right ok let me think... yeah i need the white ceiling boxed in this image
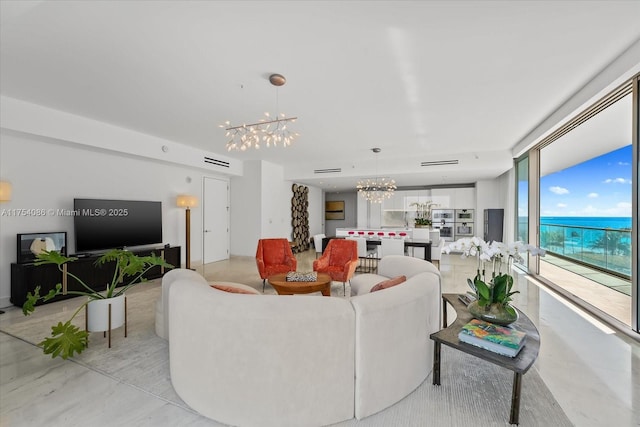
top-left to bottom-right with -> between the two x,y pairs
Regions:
1,1 -> 639,191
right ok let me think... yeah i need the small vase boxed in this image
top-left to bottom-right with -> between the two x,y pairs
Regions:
468,300 -> 518,326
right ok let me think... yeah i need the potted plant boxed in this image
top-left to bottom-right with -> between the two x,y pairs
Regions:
443,237 -> 545,325
410,201 -> 437,228
414,217 -> 432,228
22,249 -> 172,359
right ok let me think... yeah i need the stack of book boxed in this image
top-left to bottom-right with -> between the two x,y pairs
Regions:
458,318 -> 527,357
457,292 -> 477,306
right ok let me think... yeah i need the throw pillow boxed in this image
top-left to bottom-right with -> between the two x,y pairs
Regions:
210,284 -> 260,295
370,275 -> 407,292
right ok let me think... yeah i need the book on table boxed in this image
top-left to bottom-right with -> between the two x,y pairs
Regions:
458,318 -> 527,357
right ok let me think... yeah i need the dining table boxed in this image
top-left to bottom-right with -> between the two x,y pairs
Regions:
321,236 -> 432,261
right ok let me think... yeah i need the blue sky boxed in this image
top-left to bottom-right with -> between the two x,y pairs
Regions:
538,145 -> 632,217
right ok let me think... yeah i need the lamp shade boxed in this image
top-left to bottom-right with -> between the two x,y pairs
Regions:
176,194 -> 198,209
0,181 -> 12,202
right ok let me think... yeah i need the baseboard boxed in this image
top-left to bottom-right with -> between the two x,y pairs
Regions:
0,295 -> 12,309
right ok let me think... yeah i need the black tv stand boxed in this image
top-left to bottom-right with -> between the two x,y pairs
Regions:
10,246 -> 181,307
73,253 -> 92,258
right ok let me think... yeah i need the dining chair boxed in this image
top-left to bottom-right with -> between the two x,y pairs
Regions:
379,238 -> 405,259
429,230 -> 444,268
411,228 -> 430,258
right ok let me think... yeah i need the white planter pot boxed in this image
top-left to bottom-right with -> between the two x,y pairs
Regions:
87,294 -> 126,332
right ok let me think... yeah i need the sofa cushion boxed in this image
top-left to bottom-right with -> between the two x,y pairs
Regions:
210,283 -> 260,295
350,273 -> 389,296
370,275 -> 406,292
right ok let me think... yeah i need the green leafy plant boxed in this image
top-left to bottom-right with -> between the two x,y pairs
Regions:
444,237 -> 545,317
414,217 -> 432,226
22,249 -> 172,359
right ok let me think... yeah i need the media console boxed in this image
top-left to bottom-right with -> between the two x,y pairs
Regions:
10,246 -> 181,307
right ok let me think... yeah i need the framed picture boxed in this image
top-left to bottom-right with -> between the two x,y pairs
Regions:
325,201 -> 345,220
16,231 -> 67,264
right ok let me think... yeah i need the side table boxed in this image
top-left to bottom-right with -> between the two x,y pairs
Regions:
430,293 -> 540,425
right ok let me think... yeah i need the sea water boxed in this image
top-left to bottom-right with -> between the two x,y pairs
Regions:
540,216 -> 632,230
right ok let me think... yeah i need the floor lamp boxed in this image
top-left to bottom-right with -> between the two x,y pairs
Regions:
176,195 -> 198,270
0,180 -> 12,314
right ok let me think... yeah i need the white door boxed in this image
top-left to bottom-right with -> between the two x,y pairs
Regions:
203,177 -> 229,263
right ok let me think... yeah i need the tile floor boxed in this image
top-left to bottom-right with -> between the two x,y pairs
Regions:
1,250 -> 638,426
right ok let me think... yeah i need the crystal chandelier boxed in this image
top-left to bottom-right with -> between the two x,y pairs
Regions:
357,148 -> 397,203
221,74 -> 299,151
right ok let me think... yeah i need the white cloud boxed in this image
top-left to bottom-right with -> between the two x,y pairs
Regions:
618,161 -> 630,166
587,192 -> 598,198
603,178 -> 631,184
549,186 -> 569,195
557,203 -> 567,208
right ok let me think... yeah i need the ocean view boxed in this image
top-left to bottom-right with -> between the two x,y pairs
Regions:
539,216 -> 632,230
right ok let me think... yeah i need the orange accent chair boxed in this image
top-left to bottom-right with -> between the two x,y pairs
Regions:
256,238 -> 298,291
313,238 -> 358,296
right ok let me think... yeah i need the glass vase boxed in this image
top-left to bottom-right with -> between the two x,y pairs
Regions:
468,300 -> 519,326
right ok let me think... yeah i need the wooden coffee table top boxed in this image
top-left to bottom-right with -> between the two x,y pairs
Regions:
267,272 -> 332,296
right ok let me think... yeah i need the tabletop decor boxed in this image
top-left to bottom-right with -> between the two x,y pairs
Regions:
410,200 -> 437,228
443,237 -> 545,325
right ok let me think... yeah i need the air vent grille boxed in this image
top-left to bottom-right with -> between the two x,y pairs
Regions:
420,160 -> 459,167
314,168 -> 342,174
204,156 -> 230,168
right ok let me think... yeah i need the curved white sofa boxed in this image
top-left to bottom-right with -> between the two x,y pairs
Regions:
162,256 -> 441,427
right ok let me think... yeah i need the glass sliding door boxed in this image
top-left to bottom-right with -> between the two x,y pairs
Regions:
537,92 -> 633,328
516,156 -> 529,269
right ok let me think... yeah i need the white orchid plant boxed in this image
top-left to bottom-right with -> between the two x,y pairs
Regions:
443,237 -> 545,314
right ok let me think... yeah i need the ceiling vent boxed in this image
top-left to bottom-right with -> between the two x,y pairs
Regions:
420,160 -> 459,167
204,156 -> 230,168
314,168 -> 342,174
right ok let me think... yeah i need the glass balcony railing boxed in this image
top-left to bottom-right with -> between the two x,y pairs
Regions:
540,224 -> 632,278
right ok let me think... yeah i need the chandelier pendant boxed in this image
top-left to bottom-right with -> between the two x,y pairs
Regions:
357,148 -> 396,203
222,74 -> 299,151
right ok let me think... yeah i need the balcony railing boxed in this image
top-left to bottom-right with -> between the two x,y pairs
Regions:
539,223 -> 632,278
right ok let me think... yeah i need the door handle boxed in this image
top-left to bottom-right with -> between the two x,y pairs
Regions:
204,229 -> 211,232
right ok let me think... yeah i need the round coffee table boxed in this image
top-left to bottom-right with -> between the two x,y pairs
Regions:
268,272 -> 332,296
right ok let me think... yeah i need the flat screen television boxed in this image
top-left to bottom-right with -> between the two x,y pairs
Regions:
73,198 -> 163,253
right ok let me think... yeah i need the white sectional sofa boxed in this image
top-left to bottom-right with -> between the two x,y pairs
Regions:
160,256 -> 441,427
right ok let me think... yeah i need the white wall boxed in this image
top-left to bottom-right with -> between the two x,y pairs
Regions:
307,185 -> 324,237
0,129 -> 232,307
261,160 -> 291,239
229,161 -> 262,257
229,160 -> 324,256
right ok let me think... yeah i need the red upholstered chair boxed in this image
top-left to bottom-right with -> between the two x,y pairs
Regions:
313,239 -> 358,296
256,238 -> 297,291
